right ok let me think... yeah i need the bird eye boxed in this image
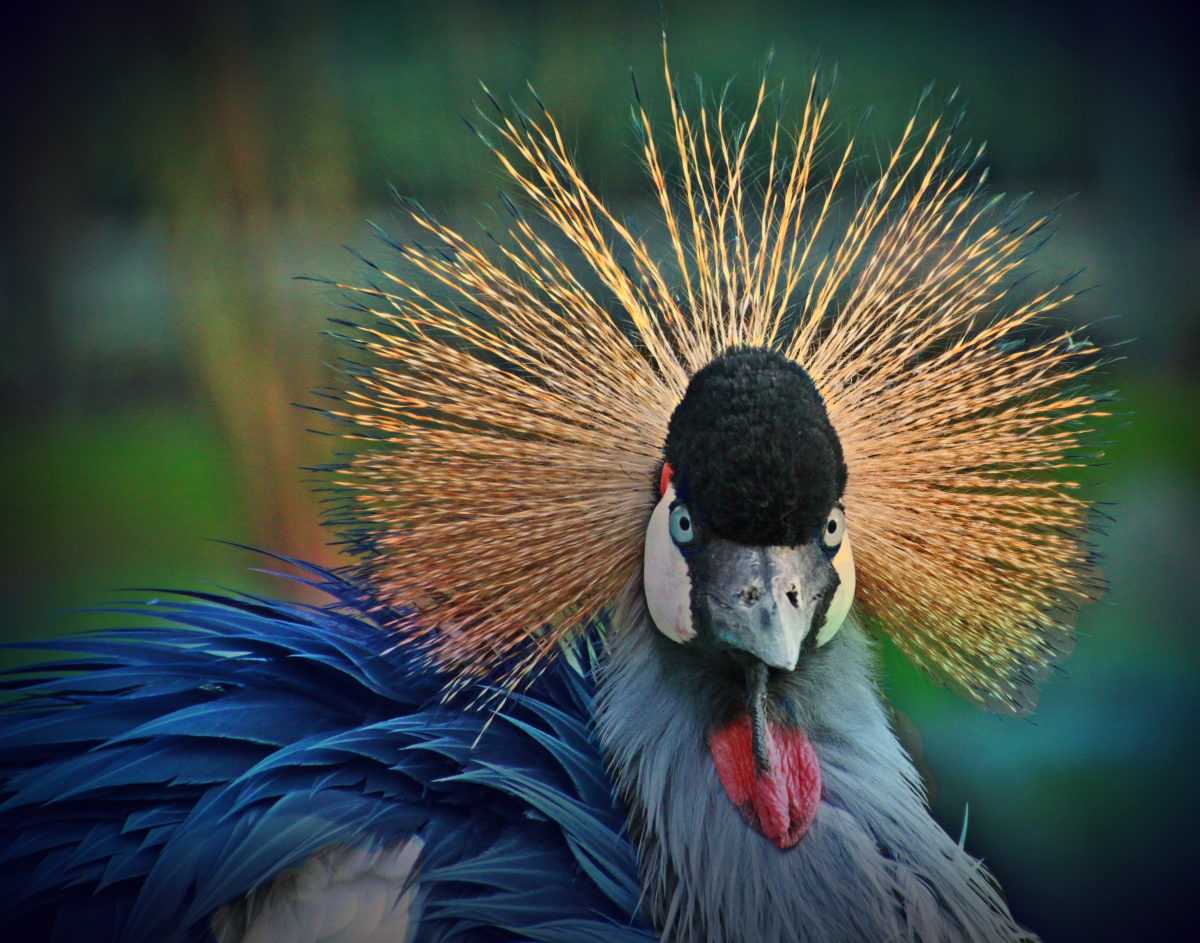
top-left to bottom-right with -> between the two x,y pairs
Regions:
669,504 -> 696,545
823,507 -> 846,550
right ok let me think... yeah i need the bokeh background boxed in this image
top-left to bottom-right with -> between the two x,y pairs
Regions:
1,1 -> 1197,939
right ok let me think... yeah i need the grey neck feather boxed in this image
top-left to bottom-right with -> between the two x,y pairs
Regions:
595,580 -> 1037,943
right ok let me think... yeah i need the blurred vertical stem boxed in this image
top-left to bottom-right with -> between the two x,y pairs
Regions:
146,1 -> 352,588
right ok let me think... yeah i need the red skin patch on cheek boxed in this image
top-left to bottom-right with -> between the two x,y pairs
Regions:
660,462 -> 673,498
709,714 -> 822,849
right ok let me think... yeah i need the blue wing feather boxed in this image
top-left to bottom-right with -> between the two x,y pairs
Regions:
0,566 -> 655,943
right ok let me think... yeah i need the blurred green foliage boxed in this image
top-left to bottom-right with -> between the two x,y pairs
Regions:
0,410 -> 255,633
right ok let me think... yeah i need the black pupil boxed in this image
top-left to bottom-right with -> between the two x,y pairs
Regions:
827,519 -> 836,534
680,517 -> 690,531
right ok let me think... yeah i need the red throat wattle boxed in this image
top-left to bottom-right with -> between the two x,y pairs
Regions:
709,714 -> 822,849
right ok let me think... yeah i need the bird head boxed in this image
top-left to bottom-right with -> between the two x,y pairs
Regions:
643,346 -> 854,846
326,40 -> 1106,730
646,346 -> 852,665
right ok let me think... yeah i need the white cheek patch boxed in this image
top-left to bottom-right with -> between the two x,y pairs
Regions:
816,530 -> 856,646
644,484 -> 696,643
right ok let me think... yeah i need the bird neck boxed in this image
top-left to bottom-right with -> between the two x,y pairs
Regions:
594,577 -> 1029,943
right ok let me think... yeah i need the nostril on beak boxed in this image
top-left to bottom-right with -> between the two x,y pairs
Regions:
786,587 -> 799,608
736,585 -> 762,606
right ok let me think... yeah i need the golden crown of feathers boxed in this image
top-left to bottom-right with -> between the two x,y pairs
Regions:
326,43 -> 1107,715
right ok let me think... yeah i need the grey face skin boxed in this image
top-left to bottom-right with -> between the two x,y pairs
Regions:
690,537 -> 840,673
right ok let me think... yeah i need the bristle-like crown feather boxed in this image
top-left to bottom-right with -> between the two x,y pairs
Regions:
328,41 -> 1107,714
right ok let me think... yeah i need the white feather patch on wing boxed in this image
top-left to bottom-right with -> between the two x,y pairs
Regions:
643,484 -> 695,643
211,838 -> 424,943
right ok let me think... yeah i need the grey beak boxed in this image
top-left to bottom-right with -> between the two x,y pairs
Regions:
693,539 -> 839,671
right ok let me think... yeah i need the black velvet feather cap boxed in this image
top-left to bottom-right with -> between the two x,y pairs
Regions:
664,347 -> 847,546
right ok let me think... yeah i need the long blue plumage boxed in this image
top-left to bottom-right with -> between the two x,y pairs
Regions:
0,562 -> 653,943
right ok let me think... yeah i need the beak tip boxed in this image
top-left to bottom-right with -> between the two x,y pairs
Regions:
698,540 -> 834,673
715,626 -> 801,671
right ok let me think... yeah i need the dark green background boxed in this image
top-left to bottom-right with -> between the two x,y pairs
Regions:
2,2 -> 1197,940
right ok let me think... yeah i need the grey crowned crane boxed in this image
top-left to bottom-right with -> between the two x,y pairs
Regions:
0,44 -> 1106,943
